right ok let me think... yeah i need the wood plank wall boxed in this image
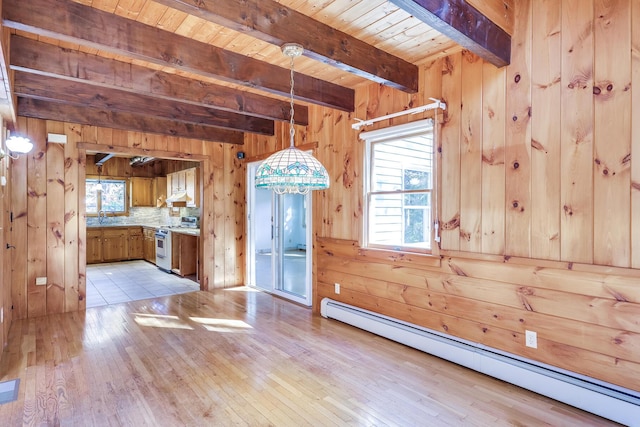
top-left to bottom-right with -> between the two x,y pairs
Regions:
250,0 -> 640,393
3,119 -> 244,321
0,117 -> 10,351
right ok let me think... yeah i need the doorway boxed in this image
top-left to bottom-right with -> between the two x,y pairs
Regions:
247,162 -> 312,306
82,151 -> 206,308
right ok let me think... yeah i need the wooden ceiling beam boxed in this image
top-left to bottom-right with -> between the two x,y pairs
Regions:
0,26 -> 16,124
10,36 -> 308,126
388,0 -> 511,67
94,153 -> 115,166
153,0 -> 419,93
14,72 -> 275,136
17,98 -> 245,144
3,0 -> 354,112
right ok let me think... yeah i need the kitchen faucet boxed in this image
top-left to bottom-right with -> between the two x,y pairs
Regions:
98,210 -> 106,224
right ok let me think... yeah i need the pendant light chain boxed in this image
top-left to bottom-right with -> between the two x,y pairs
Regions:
289,52 -> 296,147
254,43 -> 330,194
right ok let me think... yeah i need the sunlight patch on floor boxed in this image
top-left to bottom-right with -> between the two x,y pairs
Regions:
133,313 -> 194,330
190,317 -> 253,333
223,286 -> 262,293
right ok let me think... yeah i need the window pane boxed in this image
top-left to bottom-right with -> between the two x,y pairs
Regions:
369,193 -> 402,245
86,181 -> 99,213
101,180 -> 126,212
404,169 -> 431,190
405,193 -> 427,206
404,194 -> 431,246
372,135 -> 433,192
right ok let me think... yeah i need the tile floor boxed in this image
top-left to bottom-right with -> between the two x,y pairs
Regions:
86,260 -> 200,308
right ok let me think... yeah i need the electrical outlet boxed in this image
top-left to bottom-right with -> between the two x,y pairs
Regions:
36,277 -> 47,286
525,330 -> 537,348
334,283 -> 340,294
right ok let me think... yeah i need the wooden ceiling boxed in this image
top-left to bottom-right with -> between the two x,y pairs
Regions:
0,0 -> 513,143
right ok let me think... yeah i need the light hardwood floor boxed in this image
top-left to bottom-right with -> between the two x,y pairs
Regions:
0,288 -> 620,426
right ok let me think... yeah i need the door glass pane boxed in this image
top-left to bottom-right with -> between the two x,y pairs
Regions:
254,188 -> 273,291
278,193 -> 308,298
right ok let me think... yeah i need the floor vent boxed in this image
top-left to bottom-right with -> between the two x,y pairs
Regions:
321,298 -> 640,426
0,379 -> 19,405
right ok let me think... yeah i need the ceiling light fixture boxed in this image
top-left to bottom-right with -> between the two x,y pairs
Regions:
6,135 -> 34,157
255,43 -> 330,194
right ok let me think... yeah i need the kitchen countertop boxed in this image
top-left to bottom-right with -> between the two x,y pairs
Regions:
168,228 -> 200,237
87,224 -> 200,236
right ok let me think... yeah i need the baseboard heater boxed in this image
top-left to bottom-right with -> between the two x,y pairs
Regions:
321,298 -> 640,426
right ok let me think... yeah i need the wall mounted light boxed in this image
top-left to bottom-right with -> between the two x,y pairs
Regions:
6,135 -> 34,157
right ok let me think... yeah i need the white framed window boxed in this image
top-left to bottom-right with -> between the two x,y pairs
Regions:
362,119 -> 434,252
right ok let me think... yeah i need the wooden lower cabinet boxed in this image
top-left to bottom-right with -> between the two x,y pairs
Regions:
129,227 -> 144,260
87,226 -> 146,264
102,228 -> 129,262
86,229 -> 103,264
143,227 -> 156,263
171,232 -> 198,277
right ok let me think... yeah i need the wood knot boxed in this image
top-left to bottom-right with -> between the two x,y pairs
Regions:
513,161 -> 519,169
512,201 -> 519,208
593,86 -> 601,95
607,84 -> 613,91
514,73 -> 521,83
512,115 -> 518,122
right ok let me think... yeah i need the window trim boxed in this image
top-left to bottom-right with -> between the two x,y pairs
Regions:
86,175 -> 130,217
361,119 -> 435,253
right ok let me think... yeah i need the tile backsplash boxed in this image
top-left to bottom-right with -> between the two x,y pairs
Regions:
86,207 -> 200,227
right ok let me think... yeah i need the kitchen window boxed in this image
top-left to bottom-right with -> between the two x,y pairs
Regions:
362,119 -> 434,252
86,178 -> 128,215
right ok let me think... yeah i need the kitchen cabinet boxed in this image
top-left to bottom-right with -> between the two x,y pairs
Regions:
86,229 -> 103,264
167,171 -> 186,196
143,227 -> 156,263
154,177 -> 167,207
102,228 -> 129,262
171,232 -> 198,278
87,227 -> 147,263
166,167 -> 199,208
130,177 -> 154,207
129,227 -> 144,259
131,177 -> 168,207
185,167 -> 199,207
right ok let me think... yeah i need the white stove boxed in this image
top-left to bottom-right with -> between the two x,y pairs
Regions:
154,228 -> 172,272
155,216 -> 199,272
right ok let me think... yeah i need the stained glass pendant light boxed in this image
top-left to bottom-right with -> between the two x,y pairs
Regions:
255,43 -> 330,194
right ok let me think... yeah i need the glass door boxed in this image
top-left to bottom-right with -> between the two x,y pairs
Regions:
247,162 -> 312,306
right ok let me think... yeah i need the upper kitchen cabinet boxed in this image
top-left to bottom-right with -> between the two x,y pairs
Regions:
131,176 -> 168,207
130,177 -> 154,207
167,167 -> 200,208
185,168 -> 199,208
